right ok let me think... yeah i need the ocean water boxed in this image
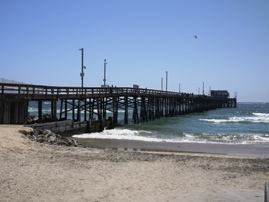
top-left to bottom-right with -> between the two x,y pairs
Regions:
74,103 -> 269,144
29,102 -> 269,144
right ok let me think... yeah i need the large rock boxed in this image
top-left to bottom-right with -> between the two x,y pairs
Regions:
19,129 -> 80,147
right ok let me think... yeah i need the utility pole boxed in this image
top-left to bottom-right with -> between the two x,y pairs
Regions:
165,71 -> 168,92
79,48 -> 86,88
165,71 -> 168,117
202,82 -> 204,96
179,83 -> 181,93
103,59 -> 107,86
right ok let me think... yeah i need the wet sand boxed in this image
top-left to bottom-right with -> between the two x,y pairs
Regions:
1,125 -> 269,202
73,138 -> 269,158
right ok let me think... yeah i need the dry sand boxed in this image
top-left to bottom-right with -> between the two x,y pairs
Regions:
0,125 -> 268,202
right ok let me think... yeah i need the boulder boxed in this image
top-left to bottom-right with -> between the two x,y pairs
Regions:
47,135 -> 57,144
19,129 -> 80,147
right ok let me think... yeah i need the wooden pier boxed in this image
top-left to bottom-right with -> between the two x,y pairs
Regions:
0,83 -> 236,131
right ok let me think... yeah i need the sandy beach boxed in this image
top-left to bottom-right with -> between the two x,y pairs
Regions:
0,125 -> 268,202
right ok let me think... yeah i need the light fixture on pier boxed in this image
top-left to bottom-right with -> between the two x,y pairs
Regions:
165,71 -> 168,92
103,59 -> 107,86
79,48 -> 84,88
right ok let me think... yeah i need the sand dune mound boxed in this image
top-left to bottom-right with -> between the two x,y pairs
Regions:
0,125 -> 35,151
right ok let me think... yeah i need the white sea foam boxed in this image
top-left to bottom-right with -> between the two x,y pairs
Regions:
180,133 -> 207,143
73,129 -> 269,144
72,126 -> 269,144
200,113 -> 269,124
200,117 -> 244,123
73,129 -> 218,144
241,134 -> 269,144
73,128 -> 169,142
253,113 -> 269,117
73,128 -> 205,143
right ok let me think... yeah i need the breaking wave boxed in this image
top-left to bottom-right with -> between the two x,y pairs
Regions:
73,128 -> 269,144
200,112 -> 269,124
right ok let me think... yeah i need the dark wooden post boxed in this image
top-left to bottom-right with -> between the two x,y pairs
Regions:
77,99 -> 81,122
102,97 -> 106,120
51,100 -> 57,121
38,100 -> 42,123
133,97 -> 139,124
140,96 -> 147,122
86,120 -> 91,133
124,96 -> 128,124
113,96 -> 119,125
84,98 -> 87,121
64,99 -> 68,120
59,99 -> 63,120
72,99 -> 75,121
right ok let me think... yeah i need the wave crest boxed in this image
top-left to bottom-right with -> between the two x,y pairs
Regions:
200,114 -> 269,123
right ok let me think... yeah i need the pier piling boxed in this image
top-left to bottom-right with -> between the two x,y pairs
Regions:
0,83 -> 236,133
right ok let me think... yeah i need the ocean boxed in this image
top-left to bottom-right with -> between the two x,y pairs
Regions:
29,102 -> 269,144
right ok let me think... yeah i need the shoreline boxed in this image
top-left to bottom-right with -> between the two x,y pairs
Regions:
72,137 -> 269,158
1,125 -> 269,202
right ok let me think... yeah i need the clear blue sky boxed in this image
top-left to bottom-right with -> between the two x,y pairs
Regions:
1,0 -> 268,102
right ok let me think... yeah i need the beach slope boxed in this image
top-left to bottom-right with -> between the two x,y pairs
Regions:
0,125 -> 268,202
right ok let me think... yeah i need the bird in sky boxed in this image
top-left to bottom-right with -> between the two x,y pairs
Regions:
194,35 -> 197,39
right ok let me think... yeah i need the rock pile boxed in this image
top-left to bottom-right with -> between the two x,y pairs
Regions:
19,129 -> 80,147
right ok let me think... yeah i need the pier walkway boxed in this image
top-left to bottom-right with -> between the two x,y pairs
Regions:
0,83 -> 236,131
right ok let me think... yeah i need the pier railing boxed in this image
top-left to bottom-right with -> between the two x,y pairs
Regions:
0,82 -> 237,125
1,82 -> 219,100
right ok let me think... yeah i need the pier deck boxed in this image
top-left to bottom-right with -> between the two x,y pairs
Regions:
0,83 -> 236,131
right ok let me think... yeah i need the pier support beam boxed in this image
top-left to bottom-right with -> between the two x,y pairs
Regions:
124,96 -> 128,124
0,100 -> 28,124
38,100 -> 42,123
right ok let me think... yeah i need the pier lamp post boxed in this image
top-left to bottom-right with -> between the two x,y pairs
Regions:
202,82 -> 204,96
79,48 -> 86,88
165,71 -> 168,116
165,71 -> 168,92
161,78 -> 163,91
103,59 -> 107,86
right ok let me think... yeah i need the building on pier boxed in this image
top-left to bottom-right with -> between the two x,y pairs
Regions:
210,90 -> 230,98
